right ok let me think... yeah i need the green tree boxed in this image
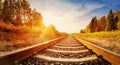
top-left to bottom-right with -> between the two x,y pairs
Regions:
107,9 -> 117,30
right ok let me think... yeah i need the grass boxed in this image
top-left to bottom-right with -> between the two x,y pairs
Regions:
0,31 -> 41,52
75,30 -> 120,54
0,30 -> 61,53
0,22 -> 62,53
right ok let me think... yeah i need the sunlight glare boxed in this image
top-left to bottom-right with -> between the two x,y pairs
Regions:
43,12 -> 61,26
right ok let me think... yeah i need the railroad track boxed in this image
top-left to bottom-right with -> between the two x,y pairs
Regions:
18,36 -> 111,65
0,36 -> 119,65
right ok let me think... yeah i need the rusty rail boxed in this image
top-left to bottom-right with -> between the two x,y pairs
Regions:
75,37 -> 120,65
0,37 -> 64,65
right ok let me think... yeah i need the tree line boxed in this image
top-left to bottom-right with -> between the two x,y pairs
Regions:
80,9 -> 120,33
0,0 -> 44,28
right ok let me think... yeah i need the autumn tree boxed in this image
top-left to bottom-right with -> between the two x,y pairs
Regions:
14,0 -> 23,25
80,29 -> 84,33
0,0 -> 45,29
117,21 -> 120,29
84,24 -> 90,33
42,24 -> 61,39
97,16 -> 107,31
84,10 -> 120,32
32,11 -> 45,28
2,0 -> 31,26
2,0 -> 11,22
0,0 -> 2,18
114,16 -> 119,29
21,0 -> 31,23
89,16 -> 97,32
84,16 -> 97,33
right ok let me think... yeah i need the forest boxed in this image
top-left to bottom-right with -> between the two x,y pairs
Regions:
0,0 -> 64,52
78,9 -> 120,54
80,10 -> 120,33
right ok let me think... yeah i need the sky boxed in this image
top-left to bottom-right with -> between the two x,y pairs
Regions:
29,0 -> 120,33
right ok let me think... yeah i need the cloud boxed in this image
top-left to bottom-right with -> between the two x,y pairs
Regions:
29,0 -> 120,33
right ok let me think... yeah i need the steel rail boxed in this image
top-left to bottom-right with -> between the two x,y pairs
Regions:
75,37 -> 120,65
0,37 -> 64,65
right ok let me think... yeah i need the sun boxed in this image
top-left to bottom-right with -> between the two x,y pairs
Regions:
42,12 -> 61,26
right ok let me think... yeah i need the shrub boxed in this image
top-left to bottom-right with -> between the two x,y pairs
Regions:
117,21 -> 120,30
105,26 -> 111,31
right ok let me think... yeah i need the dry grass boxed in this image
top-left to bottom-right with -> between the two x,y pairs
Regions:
75,30 -> 120,54
0,21 -> 62,53
0,31 -> 41,52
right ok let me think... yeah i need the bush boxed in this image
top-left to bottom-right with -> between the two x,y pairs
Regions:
117,21 -> 120,30
105,26 -> 111,31
80,29 -> 84,33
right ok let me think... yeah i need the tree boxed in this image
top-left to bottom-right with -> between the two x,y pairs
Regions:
117,21 -> 120,29
2,0 -> 11,22
84,24 -> 90,33
107,9 -> 117,30
1,0 -> 44,28
80,29 -> 84,33
14,0 -> 23,25
114,16 -> 118,29
42,24 -> 61,39
2,0 -> 31,26
105,26 -> 111,31
97,16 -> 107,31
0,0 -> 3,18
21,0 -> 31,23
89,16 -> 97,32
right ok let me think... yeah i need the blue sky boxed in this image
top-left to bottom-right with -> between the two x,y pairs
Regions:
29,0 -> 120,33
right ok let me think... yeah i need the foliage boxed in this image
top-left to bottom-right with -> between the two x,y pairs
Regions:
105,26 -> 111,31
41,24 -> 62,40
0,0 -> 44,27
0,0 -> 2,18
84,16 -> 97,33
0,0 -> 62,38
80,29 -> 84,33
84,24 -> 90,33
90,16 -> 97,32
117,21 -> 120,29
97,16 -> 107,31
0,20 -> 31,33
107,9 -> 118,30
84,9 -> 120,33
0,0 -> 63,52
